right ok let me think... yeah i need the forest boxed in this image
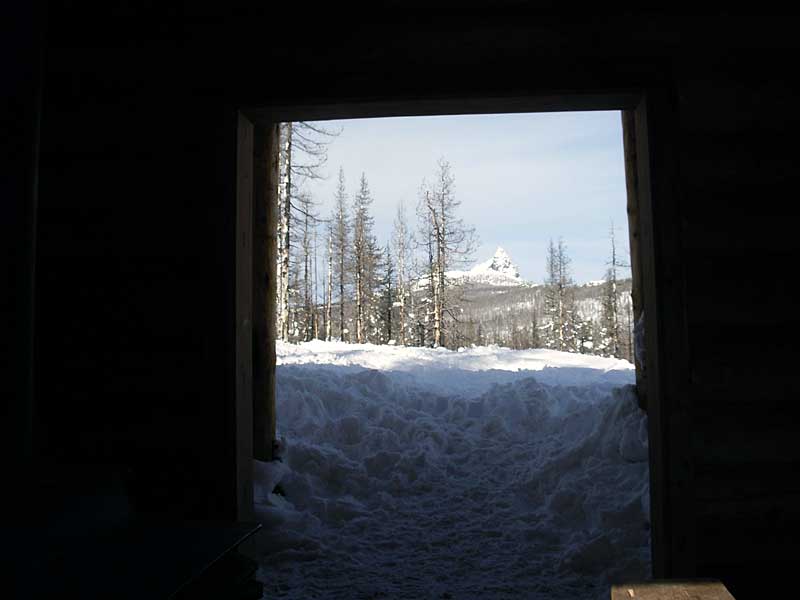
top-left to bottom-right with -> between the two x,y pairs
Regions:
276,121 -> 634,362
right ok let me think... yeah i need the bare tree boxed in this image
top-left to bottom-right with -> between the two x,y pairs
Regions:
381,243 -> 395,343
330,167 -> 350,341
600,222 -> 631,359
276,123 -> 292,341
325,231 -> 333,341
293,190 -> 319,342
276,121 -> 340,342
413,185 -> 436,346
417,158 -> 477,348
352,173 -> 379,344
312,220 -> 320,340
543,237 -> 576,351
391,199 -> 411,345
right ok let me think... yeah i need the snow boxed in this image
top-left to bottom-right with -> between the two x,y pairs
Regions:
251,341 -> 650,599
447,246 -> 526,287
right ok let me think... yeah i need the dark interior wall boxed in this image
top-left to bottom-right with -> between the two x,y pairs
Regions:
18,5 -> 800,597
2,2 -> 44,467
676,52 -> 800,594
35,6 -> 242,518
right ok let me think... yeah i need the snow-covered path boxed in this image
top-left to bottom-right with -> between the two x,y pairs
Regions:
252,342 -> 650,599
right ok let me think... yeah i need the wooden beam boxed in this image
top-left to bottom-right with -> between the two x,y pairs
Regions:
235,112 -> 255,519
611,580 -> 735,600
622,109 -> 646,411
636,90 -> 695,579
252,122 -> 278,461
245,92 -> 640,125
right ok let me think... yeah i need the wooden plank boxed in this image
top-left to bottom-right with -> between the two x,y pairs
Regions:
246,92 -> 641,124
252,122 -> 278,461
235,112 -> 254,520
694,474 -> 800,504
688,333 -> 795,366
636,89 -> 695,578
611,580 -> 735,600
681,179 -> 800,218
688,376 -> 800,410
622,109 -> 646,410
678,133 -> 797,186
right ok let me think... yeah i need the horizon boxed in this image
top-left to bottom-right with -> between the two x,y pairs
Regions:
299,111 -> 632,284
455,244 -> 631,286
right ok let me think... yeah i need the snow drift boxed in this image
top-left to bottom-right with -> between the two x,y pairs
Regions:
251,341 -> 650,600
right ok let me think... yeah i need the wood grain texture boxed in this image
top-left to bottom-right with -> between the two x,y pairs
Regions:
622,109 -> 646,411
611,580 -> 735,600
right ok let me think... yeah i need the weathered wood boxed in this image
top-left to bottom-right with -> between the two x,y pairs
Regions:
683,219 -> 800,251
611,580 -> 735,600
235,112 -> 255,520
247,93 -> 640,124
622,109 -> 646,411
635,91 -> 695,578
252,122 -> 279,461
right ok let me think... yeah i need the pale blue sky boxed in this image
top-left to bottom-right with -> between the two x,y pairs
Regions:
300,111 -> 631,284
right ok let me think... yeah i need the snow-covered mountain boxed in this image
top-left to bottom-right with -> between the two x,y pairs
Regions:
448,246 -> 525,287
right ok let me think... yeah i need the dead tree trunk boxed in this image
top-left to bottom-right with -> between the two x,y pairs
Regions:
279,123 -> 293,342
326,234 -> 333,341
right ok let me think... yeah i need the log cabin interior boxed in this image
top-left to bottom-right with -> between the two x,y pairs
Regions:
4,5 -> 800,599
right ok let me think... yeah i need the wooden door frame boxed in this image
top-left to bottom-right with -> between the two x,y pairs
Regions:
235,114 -> 279,523
237,90 -> 692,579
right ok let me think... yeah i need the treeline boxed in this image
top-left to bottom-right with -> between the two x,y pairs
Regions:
275,121 -> 634,361
458,234 -> 634,362
277,130 -> 476,348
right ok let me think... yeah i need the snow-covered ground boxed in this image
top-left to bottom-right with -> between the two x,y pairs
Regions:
251,341 -> 651,599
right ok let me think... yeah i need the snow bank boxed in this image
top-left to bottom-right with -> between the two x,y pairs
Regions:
277,340 -> 635,398
252,342 -> 649,599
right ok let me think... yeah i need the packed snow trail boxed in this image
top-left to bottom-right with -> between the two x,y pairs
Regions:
252,341 -> 650,600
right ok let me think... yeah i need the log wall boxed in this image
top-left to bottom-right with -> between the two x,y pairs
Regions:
12,7 -> 800,598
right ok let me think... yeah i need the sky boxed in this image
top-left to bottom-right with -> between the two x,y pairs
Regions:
298,111 -> 631,284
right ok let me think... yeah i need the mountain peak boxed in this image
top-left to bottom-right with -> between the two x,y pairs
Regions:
487,247 -> 519,278
446,246 -> 524,286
